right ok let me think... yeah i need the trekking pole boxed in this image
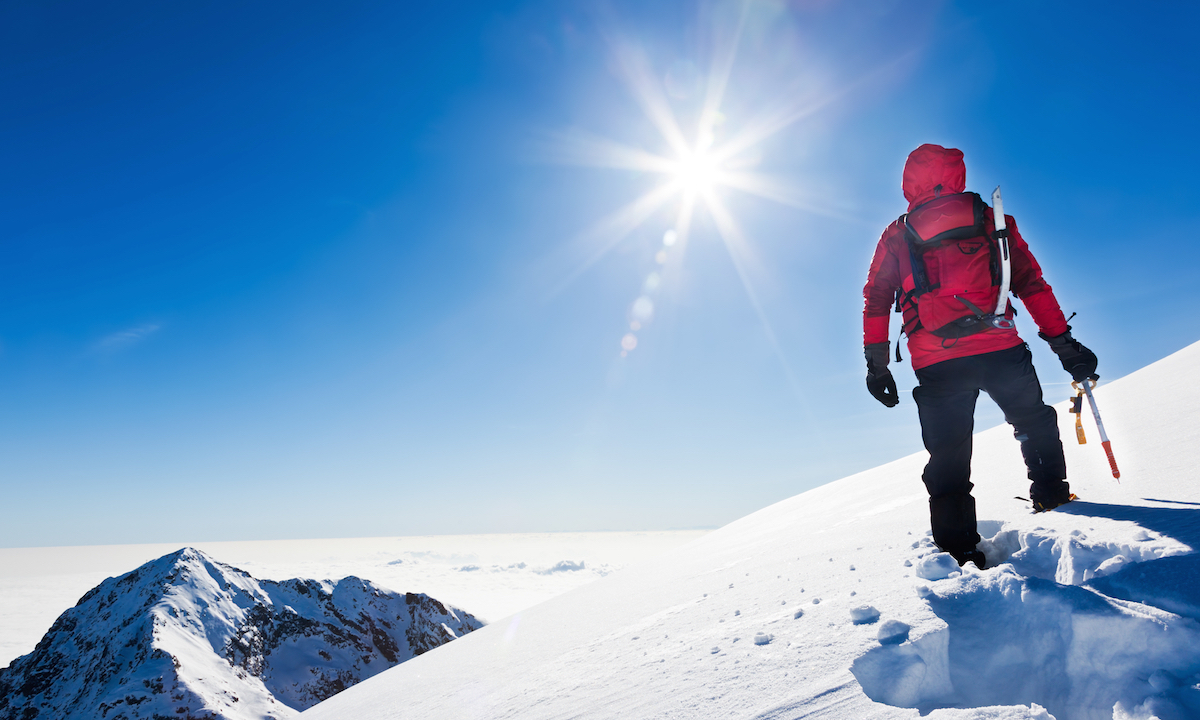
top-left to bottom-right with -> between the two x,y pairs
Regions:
1073,379 -> 1121,480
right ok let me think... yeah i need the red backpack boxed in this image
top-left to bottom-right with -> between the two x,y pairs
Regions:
896,192 -> 1012,340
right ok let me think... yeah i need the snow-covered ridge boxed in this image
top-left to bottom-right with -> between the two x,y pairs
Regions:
0,547 -> 483,720
299,339 -> 1200,720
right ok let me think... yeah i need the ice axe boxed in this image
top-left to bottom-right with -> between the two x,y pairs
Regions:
1072,378 -> 1121,480
989,186 -> 1017,330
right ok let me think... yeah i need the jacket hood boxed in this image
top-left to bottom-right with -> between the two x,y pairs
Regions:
903,144 -> 966,210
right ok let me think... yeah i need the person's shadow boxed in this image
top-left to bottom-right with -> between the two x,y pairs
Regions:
1054,499 -> 1200,619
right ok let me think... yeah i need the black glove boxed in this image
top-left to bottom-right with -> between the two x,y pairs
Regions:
1040,328 -> 1099,382
865,342 -> 899,407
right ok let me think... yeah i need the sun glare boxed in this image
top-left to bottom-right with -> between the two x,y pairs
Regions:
671,146 -> 723,195
552,7 -> 850,403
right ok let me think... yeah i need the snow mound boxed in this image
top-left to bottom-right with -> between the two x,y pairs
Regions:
876,619 -> 910,645
849,605 -> 881,624
857,491 -> 1200,718
981,517 -> 1188,586
916,553 -> 962,581
852,564 -> 1200,716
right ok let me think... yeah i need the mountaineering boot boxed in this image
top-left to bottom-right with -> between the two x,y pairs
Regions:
1030,479 -> 1073,513
1032,493 -> 1078,513
950,549 -> 987,569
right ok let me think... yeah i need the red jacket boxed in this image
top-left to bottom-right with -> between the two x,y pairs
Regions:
863,145 -> 1070,370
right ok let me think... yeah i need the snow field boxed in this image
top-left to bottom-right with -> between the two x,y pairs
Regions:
299,340 -> 1200,720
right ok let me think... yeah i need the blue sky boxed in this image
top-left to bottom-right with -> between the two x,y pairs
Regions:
2,1 -> 1198,547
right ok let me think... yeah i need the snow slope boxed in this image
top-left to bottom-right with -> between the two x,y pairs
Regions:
0,548 -> 482,720
300,339 -> 1200,720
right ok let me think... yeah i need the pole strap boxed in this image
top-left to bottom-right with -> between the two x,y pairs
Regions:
1069,390 -> 1086,444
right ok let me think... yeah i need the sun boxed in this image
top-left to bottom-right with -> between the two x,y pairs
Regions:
670,145 -> 723,196
547,14 -> 855,398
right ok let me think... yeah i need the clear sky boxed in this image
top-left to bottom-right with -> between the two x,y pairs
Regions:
2,1 -> 1198,548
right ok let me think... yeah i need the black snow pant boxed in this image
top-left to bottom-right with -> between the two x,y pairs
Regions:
913,343 -> 1070,554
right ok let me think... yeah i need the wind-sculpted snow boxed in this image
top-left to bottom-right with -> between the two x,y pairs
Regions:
853,519 -> 1200,719
298,339 -> 1200,720
0,548 -> 482,720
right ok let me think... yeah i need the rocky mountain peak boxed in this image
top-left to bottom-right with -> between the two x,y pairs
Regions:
0,548 -> 483,720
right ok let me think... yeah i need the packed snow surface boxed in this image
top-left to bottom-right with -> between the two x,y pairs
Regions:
300,340 -> 1200,720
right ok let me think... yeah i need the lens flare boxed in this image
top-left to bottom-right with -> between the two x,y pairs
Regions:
631,296 -> 654,323
550,5 -> 878,377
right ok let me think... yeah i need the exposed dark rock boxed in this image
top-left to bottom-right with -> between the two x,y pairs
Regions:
0,548 -> 483,720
